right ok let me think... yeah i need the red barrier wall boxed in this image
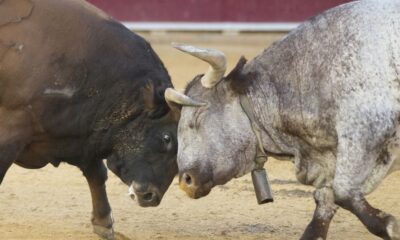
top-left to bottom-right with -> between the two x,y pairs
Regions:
87,0 -> 352,22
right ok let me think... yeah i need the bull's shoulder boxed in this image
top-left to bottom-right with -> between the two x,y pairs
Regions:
244,0 -> 400,150
256,0 -> 400,67
0,0 -> 115,106
249,0 -> 400,102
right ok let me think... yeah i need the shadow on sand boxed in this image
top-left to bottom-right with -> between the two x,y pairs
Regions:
115,232 -> 132,240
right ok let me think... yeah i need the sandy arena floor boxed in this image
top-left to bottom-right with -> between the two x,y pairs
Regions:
0,32 -> 399,240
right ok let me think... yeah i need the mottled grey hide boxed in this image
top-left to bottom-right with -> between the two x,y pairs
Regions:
171,0 -> 400,239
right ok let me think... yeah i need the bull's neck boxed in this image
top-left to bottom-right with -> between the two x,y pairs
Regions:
242,76 -> 296,159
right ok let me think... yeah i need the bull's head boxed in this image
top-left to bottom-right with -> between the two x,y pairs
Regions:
165,44 -> 257,199
106,82 -> 179,207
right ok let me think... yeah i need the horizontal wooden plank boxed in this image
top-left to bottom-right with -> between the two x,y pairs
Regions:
122,22 -> 300,32
87,0 -> 352,22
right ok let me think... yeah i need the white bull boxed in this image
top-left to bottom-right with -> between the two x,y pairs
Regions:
166,0 -> 400,239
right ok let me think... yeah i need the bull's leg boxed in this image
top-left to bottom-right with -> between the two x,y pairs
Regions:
81,160 -> 114,240
0,108 -> 32,184
300,187 -> 338,240
335,193 -> 399,239
333,134 -> 400,239
0,143 -> 23,184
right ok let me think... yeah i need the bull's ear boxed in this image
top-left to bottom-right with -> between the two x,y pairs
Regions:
165,96 -> 182,111
142,82 -> 158,110
163,88 -> 182,121
164,88 -> 205,121
142,83 -> 170,119
166,99 -> 182,122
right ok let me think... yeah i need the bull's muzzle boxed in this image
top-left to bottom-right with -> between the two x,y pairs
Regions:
128,182 -> 161,207
179,172 -> 212,199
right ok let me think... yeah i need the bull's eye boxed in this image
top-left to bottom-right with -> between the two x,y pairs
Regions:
163,134 -> 171,144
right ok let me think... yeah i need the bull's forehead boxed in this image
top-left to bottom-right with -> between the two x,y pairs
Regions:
178,106 -> 203,145
176,94 -> 258,185
177,95 -> 252,153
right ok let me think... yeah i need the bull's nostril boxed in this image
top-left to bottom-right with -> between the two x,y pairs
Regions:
143,192 -> 154,201
183,173 -> 192,185
130,193 -> 136,200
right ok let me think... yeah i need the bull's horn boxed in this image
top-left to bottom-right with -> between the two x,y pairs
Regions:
173,43 -> 226,88
165,88 -> 206,107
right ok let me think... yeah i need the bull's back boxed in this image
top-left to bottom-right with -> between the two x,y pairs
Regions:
0,0 -> 110,108
247,0 -> 400,148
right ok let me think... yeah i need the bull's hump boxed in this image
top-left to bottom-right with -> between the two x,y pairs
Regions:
65,0 -> 110,21
0,0 -> 33,28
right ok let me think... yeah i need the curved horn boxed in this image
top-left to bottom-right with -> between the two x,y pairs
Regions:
165,88 -> 206,107
173,43 -> 227,88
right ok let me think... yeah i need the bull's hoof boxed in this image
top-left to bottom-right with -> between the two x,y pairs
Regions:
386,216 -> 400,240
93,224 -> 115,240
91,212 -> 114,240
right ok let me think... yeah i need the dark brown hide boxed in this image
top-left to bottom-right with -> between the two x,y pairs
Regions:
0,0 -> 178,238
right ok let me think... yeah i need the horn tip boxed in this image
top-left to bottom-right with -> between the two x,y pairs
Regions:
171,42 -> 180,48
164,88 -> 175,98
171,42 -> 186,51
171,43 -> 202,53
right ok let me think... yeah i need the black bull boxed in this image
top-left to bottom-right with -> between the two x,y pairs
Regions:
0,0 -> 178,239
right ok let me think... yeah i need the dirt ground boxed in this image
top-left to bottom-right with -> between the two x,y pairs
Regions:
1,32 -> 399,240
